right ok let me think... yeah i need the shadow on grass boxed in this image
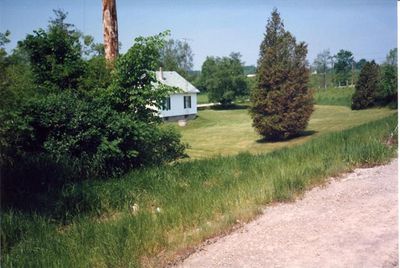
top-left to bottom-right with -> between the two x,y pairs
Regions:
210,103 -> 250,110
256,130 -> 318,143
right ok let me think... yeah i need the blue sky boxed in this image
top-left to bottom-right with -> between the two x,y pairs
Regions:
0,0 -> 397,70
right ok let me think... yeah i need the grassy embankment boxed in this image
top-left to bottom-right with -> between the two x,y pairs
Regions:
2,87 -> 397,267
2,113 -> 397,267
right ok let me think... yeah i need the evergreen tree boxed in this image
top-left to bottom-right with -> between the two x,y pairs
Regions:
250,9 -> 313,140
351,60 -> 380,110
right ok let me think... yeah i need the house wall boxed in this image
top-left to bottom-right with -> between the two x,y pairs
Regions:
160,93 -> 197,118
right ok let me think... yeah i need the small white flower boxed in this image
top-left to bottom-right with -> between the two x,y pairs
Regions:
130,203 -> 139,214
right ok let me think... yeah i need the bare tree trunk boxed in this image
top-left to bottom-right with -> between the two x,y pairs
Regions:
102,0 -> 118,63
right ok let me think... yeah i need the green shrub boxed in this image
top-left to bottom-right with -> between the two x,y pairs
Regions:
1,91 -> 186,205
1,31 -> 188,210
78,56 -> 112,92
351,60 -> 380,110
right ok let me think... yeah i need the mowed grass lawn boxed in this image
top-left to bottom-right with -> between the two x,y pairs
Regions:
177,105 -> 395,158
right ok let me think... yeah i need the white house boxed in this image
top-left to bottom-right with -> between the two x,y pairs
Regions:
156,68 -> 199,121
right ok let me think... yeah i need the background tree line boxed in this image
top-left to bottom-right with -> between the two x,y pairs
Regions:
311,47 -> 397,109
311,48 -> 397,90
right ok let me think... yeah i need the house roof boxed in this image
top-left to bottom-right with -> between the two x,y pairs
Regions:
156,71 -> 200,93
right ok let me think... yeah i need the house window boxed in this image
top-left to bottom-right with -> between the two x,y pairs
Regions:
184,96 -> 191,109
162,97 -> 171,110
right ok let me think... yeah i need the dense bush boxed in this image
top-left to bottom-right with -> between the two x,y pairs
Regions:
250,9 -> 313,140
0,13 -> 187,208
78,56 -> 112,92
351,61 -> 380,110
1,91 -> 186,202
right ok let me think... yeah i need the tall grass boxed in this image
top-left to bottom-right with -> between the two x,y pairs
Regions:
314,87 -> 354,107
1,114 -> 397,267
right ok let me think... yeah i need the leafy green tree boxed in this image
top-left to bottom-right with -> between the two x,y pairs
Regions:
18,10 -> 85,92
385,48 -> 397,66
81,34 -> 105,57
351,60 -> 380,110
378,64 -> 397,107
377,48 -> 398,107
333,49 -> 354,86
0,30 -> 11,79
250,9 -> 313,140
107,32 -> 174,121
313,49 -> 331,89
356,58 -> 367,70
159,38 -> 193,79
198,52 -> 248,105
0,30 -> 10,47
0,32 -> 35,110
243,65 -> 256,75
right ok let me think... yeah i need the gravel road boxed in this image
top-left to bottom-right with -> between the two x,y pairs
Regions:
177,159 -> 398,268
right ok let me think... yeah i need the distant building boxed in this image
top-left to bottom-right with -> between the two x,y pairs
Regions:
156,68 -> 200,121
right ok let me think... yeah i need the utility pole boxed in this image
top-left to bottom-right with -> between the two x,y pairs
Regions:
323,62 -> 327,89
102,0 -> 118,64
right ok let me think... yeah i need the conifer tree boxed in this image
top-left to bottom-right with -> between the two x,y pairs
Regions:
351,60 -> 380,110
250,9 -> 313,140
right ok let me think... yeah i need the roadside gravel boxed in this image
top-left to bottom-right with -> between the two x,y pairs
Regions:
177,159 -> 398,268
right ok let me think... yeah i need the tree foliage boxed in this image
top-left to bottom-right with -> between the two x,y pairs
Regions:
159,38 -> 194,79
356,58 -> 367,70
18,10 -> 85,92
351,60 -> 380,110
0,32 -> 36,110
377,48 -> 398,107
313,49 -> 331,89
0,12 -> 187,205
198,52 -> 248,105
385,48 -> 397,66
333,49 -> 354,85
107,32 -> 174,120
378,64 -> 397,107
250,9 -> 313,140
